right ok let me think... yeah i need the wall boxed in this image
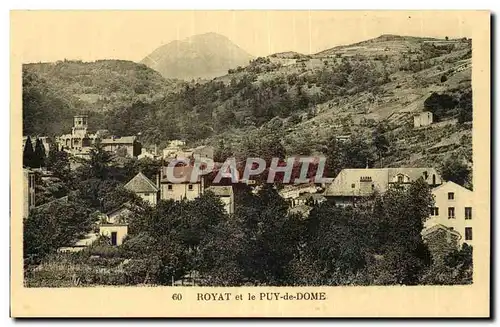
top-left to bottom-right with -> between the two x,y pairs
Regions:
99,225 -> 128,246
160,183 -> 202,201
103,144 -> 134,157
219,196 -> 234,215
138,192 -> 157,206
425,182 -> 474,246
414,112 -> 433,128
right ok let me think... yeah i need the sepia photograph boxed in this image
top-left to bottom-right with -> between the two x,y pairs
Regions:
10,10 -> 490,317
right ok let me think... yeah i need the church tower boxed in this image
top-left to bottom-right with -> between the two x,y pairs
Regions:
72,114 -> 88,138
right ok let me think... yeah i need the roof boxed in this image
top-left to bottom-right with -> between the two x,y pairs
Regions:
160,165 -> 201,183
421,224 -> 462,240
387,168 -> 441,183
101,136 -> 137,145
205,185 -> 233,196
105,203 -> 130,216
431,181 -> 473,193
297,193 -> 326,201
125,172 -> 159,193
324,168 -> 441,197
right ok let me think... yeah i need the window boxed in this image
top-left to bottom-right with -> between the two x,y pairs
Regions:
465,207 -> 472,220
465,227 -> 473,241
167,184 -> 173,190
431,207 -> 439,216
448,192 -> 455,200
351,183 -> 355,188
188,184 -> 194,191
448,207 -> 455,219
111,232 -> 118,246
144,193 -> 150,197
423,171 -> 428,179
397,175 -> 404,183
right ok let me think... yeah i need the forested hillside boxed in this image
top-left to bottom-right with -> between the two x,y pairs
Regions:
22,60 -> 183,135
22,35 -> 473,175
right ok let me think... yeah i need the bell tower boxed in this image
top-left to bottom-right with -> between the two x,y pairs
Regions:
72,114 -> 88,137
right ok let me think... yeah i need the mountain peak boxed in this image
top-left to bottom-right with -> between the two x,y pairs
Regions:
142,33 -> 253,80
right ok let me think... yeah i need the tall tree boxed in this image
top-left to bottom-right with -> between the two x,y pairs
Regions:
82,140 -> 114,180
33,138 -> 47,168
373,125 -> 389,166
440,157 -> 471,187
23,136 -> 35,168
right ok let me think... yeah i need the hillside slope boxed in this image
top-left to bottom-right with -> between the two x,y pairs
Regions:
22,60 -> 183,135
128,35 -> 472,169
24,35 -> 473,173
141,33 -> 254,80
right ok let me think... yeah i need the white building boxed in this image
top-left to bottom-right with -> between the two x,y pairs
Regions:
414,111 -> 433,128
159,166 -> 204,201
124,172 -> 159,206
324,168 -> 442,207
425,181 -> 474,246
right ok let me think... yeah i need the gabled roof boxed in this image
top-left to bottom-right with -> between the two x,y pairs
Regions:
125,172 -> 159,193
105,202 -> 133,217
324,168 -> 389,197
431,180 -> 473,193
421,224 -> 462,240
387,168 -> 441,184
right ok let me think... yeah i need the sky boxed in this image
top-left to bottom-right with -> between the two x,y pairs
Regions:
12,11 -> 475,63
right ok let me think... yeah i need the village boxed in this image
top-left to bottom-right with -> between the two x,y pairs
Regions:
22,113 -> 474,286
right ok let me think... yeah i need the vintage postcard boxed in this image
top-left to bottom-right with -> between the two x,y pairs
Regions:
11,10 -> 490,317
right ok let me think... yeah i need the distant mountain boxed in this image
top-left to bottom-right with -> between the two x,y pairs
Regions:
141,33 -> 254,80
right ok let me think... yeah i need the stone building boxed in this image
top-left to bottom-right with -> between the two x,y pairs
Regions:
414,111 -> 433,128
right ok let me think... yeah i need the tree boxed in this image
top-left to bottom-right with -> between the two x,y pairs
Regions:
300,203 -> 371,285
33,138 -> 47,168
23,136 -> 35,168
46,143 -> 71,184
440,157 -> 471,187
423,92 -> 457,121
24,200 -> 93,264
228,184 -> 303,285
79,140 -> 114,180
370,179 -> 433,285
457,90 -> 472,123
420,243 -> 473,285
372,125 -> 389,166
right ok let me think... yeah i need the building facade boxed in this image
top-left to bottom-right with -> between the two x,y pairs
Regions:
159,166 -> 204,201
324,168 -> 442,207
414,111 -> 433,128
99,224 -> 128,246
57,115 -> 140,159
124,172 -> 159,206
101,136 -> 141,157
425,181 -> 474,246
